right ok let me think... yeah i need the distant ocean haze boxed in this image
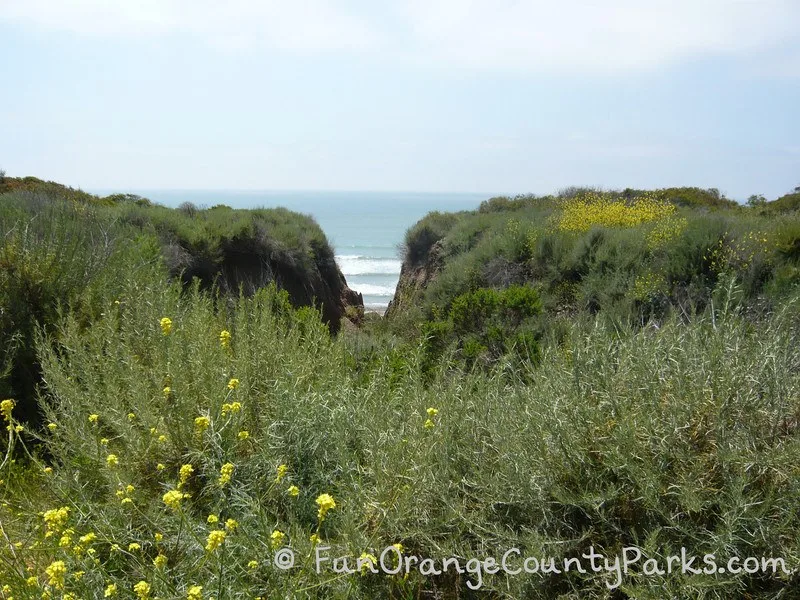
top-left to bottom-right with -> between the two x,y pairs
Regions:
101,190 -> 490,312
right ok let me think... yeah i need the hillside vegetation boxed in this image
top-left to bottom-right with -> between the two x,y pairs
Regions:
0,179 -> 361,424
0,180 -> 799,599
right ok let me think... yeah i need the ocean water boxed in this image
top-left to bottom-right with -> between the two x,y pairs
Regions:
122,190 -> 490,311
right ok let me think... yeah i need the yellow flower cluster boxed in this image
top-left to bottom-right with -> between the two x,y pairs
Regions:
187,585 -> 203,600
194,416 -> 210,433
205,529 -> 226,552
316,493 -> 336,520
0,398 -> 14,421
43,507 -> 70,536
221,402 -> 241,416
558,193 -> 676,233
162,490 -> 184,510
646,216 -> 688,249
218,462 -> 234,487
45,560 -> 67,589
270,529 -> 285,549
219,330 -> 231,348
159,317 -> 172,336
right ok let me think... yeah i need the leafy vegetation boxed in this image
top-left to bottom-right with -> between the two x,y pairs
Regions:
1,179 -> 799,598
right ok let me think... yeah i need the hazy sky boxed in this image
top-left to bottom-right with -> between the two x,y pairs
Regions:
1,0 -> 799,199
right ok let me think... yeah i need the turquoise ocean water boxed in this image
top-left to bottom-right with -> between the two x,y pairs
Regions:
121,191 -> 490,311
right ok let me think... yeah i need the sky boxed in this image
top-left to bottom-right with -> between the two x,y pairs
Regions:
1,0 -> 799,200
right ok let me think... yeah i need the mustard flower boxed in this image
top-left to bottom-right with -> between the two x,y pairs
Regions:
47,422 -> 57,432
43,507 -> 70,534
194,416 -> 210,433
287,485 -> 300,497
205,530 -> 226,552
359,552 -> 378,574
238,430 -> 249,440
424,419 -> 435,429
153,553 -> 167,569
162,490 -> 184,510
128,543 -> 141,552
270,529 -> 285,550
207,514 -> 218,524
0,399 -> 14,421
225,518 -> 238,531
160,317 -> 172,336
106,454 -> 119,468
316,493 -> 336,520
45,561 -> 67,590
275,464 -> 288,482
247,560 -> 259,569
219,330 -> 231,348
187,585 -> 203,600
104,584 -> 118,597
227,378 -> 240,390
133,580 -> 151,599
179,464 -> 194,486
88,414 -> 99,424
218,462 -> 234,486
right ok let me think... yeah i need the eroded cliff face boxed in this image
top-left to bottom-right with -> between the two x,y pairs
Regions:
167,236 -> 363,334
384,240 -> 444,319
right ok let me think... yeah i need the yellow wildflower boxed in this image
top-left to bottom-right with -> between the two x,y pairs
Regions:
100,438 -> 109,445
154,533 -> 163,543
275,464 -> 288,482
218,462 -> 234,486
156,463 -> 165,471
160,317 -> 172,335
104,584 -> 118,597
47,423 -> 57,432
26,576 -> 38,587
133,580 -> 151,599
221,402 -> 242,416
238,430 -> 249,440
207,514 -> 218,524
270,529 -> 285,549
0,399 -> 14,421
88,414 -> 99,424
128,543 -> 141,552
359,552 -> 378,574
43,507 -> 70,534
309,533 -> 320,545
426,407 -> 438,417
106,454 -> 119,468
153,553 -> 167,569
227,378 -> 240,390
194,416 -> 210,433
315,493 -> 336,520
393,542 -> 404,553
287,485 -> 300,497
162,386 -> 171,399
205,530 -> 226,552
247,560 -> 258,569
162,490 -> 184,510
219,330 -> 231,348
424,419 -> 435,429
45,561 -> 67,590
225,518 -> 238,531
127,413 -> 136,421
187,585 -> 203,600
79,532 -> 96,545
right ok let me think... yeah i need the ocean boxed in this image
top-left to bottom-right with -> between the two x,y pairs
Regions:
120,190 -> 491,312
